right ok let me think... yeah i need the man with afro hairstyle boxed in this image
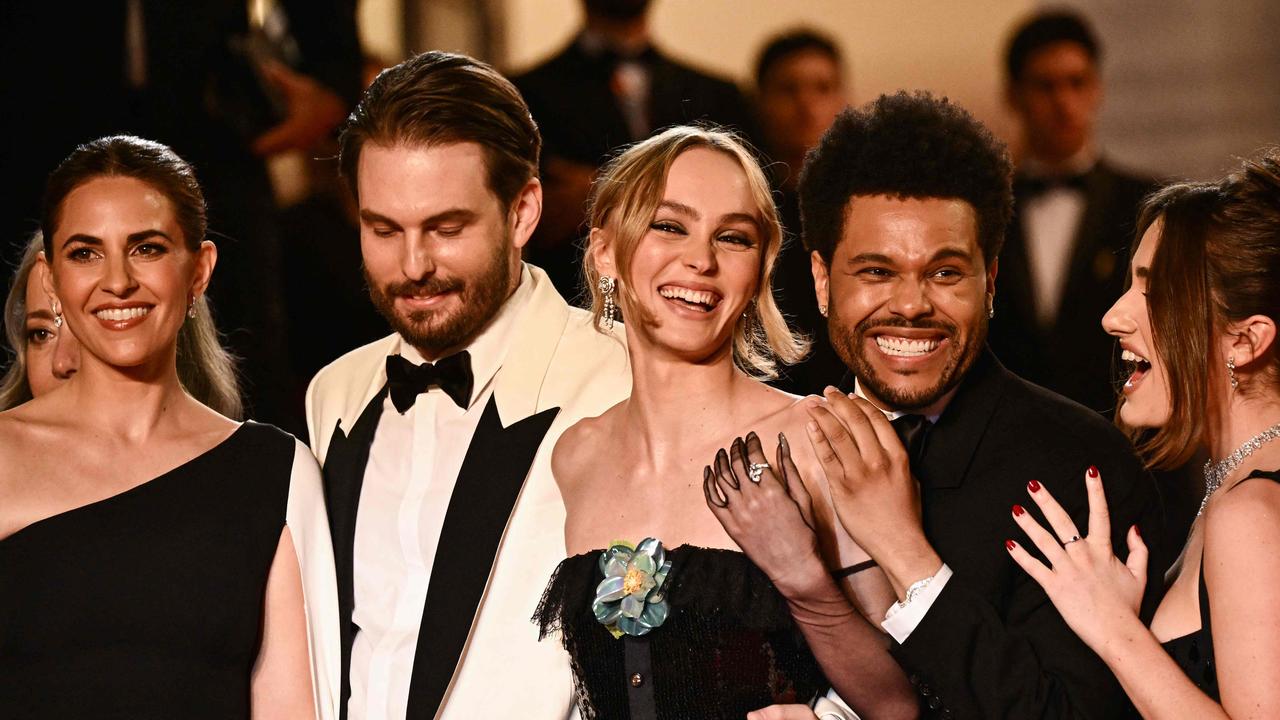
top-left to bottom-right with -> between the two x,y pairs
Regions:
735,91 -> 1167,718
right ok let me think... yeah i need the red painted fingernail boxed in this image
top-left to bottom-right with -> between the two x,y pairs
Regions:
1027,479 -> 1041,492
1005,539 -> 1016,551
1132,524 -> 1141,538
1087,465 -> 1099,478
1012,504 -> 1026,517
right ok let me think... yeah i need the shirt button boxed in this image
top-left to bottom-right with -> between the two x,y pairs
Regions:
630,672 -> 644,688
919,683 -> 932,697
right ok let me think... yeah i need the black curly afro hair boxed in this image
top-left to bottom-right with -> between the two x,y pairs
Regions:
798,91 -> 1013,265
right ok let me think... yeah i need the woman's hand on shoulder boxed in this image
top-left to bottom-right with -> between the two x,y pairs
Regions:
703,430 -> 828,595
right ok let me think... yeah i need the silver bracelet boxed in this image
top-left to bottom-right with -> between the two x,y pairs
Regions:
896,575 -> 935,610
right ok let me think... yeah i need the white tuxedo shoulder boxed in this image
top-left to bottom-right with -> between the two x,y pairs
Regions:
304,333 -> 397,463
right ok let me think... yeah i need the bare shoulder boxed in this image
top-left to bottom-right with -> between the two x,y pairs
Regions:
552,402 -> 625,494
1204,472 -> 1280,576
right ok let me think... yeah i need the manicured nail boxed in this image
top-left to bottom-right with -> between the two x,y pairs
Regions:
1132,524 -> 1141,538
1087,465 -> 1099,479
778,432 -> 789,451
1027,479 -> 1042,493
746,431 -> 759,444
1005,540 -> 1017,551
1012,504 -> 1026,517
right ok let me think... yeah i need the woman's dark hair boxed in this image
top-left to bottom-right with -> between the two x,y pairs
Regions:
39,135 -> 242,419
1127,149 -> 1280,469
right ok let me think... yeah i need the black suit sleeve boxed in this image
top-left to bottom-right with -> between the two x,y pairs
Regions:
893,457 -> 1165,718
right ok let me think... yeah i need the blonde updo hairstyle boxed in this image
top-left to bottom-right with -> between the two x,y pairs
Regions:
583,125 -> 808,379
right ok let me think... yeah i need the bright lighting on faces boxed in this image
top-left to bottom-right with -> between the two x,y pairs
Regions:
23,265 -> 81,396
46,176 -> 209,372
819,195 -> 992,412
357,142 -> 523,359
616,148 -> 764,363
1103,223 -> 1169,428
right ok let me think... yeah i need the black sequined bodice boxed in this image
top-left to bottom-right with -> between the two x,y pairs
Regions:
535,545 -> 828,719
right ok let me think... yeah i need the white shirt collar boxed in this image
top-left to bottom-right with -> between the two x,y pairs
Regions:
395,264 -> 535,409
852,378 -> 944,424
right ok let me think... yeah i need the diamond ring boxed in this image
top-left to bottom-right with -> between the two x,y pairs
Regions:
748,463 -> 769,484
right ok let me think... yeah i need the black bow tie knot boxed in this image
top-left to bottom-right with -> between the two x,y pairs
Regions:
891,414 -> 932,465
1017,172 -> 1089,198
386,352 -> 474,413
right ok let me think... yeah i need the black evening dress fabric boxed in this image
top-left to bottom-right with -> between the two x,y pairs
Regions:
535,545 -> 828,719
1160,468 -> 1280,702
0,422 -> 296,719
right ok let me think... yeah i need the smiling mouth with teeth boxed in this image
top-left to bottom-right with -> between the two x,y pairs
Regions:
875,335 -> 941,357
658,285 -> 722,312
1121,348 -> 1152,381
94,307 -> 151,322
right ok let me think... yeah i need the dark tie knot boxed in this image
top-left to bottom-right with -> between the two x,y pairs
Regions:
1017,172 -> 1089,197
891,414 -> 932,464
386,351 -> 474,413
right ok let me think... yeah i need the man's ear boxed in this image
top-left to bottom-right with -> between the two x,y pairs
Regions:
986,255 -> 999,302
810,250 -> 830,316
1227,314 -> 1277,369
509,178 -> 543,251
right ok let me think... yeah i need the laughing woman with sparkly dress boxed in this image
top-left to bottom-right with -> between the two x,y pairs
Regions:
1005,150 -> 1280,718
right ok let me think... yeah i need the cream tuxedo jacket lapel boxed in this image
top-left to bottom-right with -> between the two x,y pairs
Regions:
305,265 -> 630,719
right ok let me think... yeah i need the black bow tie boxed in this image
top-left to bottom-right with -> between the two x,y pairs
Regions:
891,414 -> 932,465
385,352 -> 474,413
1017,172 -> 1088,197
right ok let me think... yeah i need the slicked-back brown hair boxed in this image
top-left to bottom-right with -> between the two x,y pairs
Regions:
1125,149 -> 1280,469
338,51 -> 541,208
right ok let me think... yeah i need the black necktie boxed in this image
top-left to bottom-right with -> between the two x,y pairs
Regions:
892,414 -> 932,465
385,352 -> 474,413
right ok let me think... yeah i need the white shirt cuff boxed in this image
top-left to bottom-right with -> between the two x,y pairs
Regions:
815,689 -> 861,719
880,564 -> 953,644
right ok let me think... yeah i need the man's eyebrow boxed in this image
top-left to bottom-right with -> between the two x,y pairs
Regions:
928,247 -> 976,264
359,208 -> 478,228
846,252 -> 894,266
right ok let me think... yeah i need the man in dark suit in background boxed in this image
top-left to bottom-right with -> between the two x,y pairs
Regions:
738,92 -> 1167,718
513,0 -> 754,298
988,11 -> 1157,414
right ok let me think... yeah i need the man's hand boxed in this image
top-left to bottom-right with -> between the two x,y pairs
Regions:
807,389 -> 942,598
252,61 -> 348,156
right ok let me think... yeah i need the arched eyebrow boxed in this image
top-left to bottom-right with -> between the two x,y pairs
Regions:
61,229 -> 173,249
657,200 -> 760,229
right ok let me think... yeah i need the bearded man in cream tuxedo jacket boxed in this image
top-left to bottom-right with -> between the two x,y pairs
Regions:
305,51 -> 630,719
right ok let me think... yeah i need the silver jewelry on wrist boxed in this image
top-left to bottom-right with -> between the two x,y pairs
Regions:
896,575 -> 935,610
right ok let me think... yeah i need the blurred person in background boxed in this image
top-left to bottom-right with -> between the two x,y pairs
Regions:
988,10 -> 1156,415
752,29 -> 849,394
0,234 -> 82,409
514,0 -> 755,299
0,0 -> 362,428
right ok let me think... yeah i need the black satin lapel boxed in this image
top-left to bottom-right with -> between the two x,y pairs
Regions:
916,350 -> 1008,489
405,396 -> 560,718
320,385 -> 388,720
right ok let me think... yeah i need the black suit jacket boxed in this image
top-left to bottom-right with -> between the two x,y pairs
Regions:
988,160 -> 1157,414
890,350 -> 1168,719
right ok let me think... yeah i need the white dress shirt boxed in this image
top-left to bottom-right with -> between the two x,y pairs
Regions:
347,267 -> 533,720
1019,153 -> 1097,328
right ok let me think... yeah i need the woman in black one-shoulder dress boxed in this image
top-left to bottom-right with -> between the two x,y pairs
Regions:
1005,150 -> 1280,717
0,136 -> 336,719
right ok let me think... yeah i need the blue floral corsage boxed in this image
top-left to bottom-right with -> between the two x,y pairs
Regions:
592,538 -> 672,638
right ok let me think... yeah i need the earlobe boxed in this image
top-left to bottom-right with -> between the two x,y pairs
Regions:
810,251 -> 829,315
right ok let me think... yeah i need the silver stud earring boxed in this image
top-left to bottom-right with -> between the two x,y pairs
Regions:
599,276 -> 617,330
987,305 -> 995,319
1228,355 -> 1238,389
818,304 -> 828,318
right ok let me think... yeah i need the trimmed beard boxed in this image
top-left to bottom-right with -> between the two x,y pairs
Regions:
365,240 -> 513,358
829,312 -> 987,412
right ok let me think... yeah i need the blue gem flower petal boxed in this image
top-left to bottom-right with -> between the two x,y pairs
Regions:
593,537 -> 674,639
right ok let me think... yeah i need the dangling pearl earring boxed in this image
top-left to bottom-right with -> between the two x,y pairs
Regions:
599,276 -> 617,330
1227,355 -> 1238,390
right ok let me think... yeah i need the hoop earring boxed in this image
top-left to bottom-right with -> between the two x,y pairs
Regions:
599,276 -> 617,330
1228,355 -> 1238,390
